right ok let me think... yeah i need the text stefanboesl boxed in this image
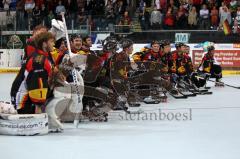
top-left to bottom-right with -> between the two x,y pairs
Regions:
119,109 -> 192,121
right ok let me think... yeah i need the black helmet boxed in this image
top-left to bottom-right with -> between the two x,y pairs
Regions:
207,45 -> 215,52
102,35 -> 118,46
103,41 -> 117,51
120,39 -> 133,49
175,42 -> 185,49
102,35 -> 118,51
160,40 -> 170,49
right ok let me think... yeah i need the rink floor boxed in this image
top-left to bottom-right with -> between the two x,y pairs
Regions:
0,73 -> 240,159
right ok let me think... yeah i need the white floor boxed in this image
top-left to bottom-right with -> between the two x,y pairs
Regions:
0,73 -> 240,159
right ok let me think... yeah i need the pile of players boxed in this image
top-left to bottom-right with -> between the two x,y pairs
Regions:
8,24 -> 223,131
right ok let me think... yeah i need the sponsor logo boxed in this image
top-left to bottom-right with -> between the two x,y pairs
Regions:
233,44 -> 240,48
194,43 -> 203,48
216,44 -> 233,49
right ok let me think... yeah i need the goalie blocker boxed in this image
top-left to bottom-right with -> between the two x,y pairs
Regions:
0,113 -> 48,136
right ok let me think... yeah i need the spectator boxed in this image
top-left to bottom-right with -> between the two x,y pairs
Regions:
236,6 -> 240,25
176,5 -> 187,29
168,0 -> 178,15
199,4 -> 210,29
106,7 -> 116,31
155,0 -> 160,10
219,6 -> 232,27
55,0 -> 66,15
84,0 -> 94,15
186,0 -> 194,12
47,10 -> 55,27
115,0 -> 125,15
118,11 -> 131,32
115,0 -> 125,23
139,9 -> 150,30
25,0 -> 35,30
219,2 -> 226,18
210,6 -> 219,30
150,6 -> 162,30
40,4 -> 48,26
76,8 -> 87,25
65,0 -> 78,27
3,0 -> 11,10
163,7 -> 175,29
229,0 -> 237,17
25,0 -> 35,12
6,10 -> 14,30
32,6 -> 42,27
210,5 -> 218,29
139,0 -> 146,13
105,0 -> 113,14
16,0 -> 25,30
119,11 -> 131,25
232,18 -> 240,34
188,6 -> 198,29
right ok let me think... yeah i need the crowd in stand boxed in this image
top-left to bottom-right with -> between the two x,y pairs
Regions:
0,0 -> 239,33
139,0 -> 240,33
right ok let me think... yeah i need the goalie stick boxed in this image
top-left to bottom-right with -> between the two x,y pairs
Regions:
60,12 -> 83,128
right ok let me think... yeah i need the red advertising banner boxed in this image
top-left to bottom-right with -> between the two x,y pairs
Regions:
192,50 -> 240,68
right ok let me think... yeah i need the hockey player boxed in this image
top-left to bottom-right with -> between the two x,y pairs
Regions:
14,32 -> 55,114
168,43 -> 194,81
50,38 -> 67,66
23,25 -> 48,60
82,35 -> 95,55
198,45 -> 223,87
70,34 -> 86,55
111,39 -> 138,110
169,43 -> 193,76
137,40 -> 178,95
142,40 -> 161,61
10,25 -> 49,112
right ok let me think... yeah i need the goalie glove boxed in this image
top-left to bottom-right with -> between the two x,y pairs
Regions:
49,19 -> 65,41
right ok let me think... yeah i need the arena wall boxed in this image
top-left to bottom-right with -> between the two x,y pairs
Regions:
0,44 -> 239,75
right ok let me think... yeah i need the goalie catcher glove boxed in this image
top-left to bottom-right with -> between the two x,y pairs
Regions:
49,19 -> 65,41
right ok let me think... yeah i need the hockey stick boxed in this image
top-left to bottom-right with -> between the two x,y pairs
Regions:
60,12 -> 83,128
195,75 -> 240,89
179,79 -> 212,95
